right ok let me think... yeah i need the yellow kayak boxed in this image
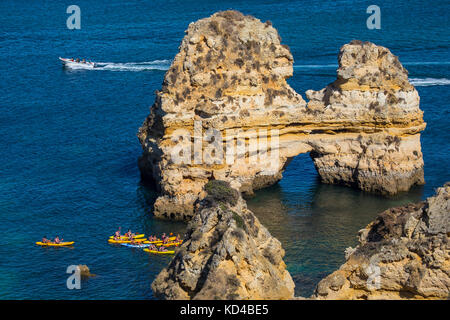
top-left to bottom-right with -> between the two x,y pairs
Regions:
156,241 -> 183,247
143,248 -> 175,254
108,238 -> 147,244
109,234 -> 145,239
143,240 -> 162,244
36,241 -> 74,247
143,236 -> 177,244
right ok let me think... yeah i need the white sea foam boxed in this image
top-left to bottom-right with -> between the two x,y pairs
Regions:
409,78 -> 450,87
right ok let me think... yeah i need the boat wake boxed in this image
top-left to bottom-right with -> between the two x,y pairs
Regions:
63,59 -> 171,71
94,60 -> 171,71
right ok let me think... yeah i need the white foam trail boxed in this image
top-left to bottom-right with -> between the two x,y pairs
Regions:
409,77 -> 450,87
96,59 -> 171,71
64,59 -> 172,71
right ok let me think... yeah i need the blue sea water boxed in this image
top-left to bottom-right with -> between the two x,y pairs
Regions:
0,0 -> 448,299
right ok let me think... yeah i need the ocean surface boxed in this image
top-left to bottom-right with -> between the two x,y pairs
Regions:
0,0 -> 448,299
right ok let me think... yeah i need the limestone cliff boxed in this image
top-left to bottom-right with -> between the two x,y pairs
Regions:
313,183 -> 450,300
138,11 -> 425,220
152,180 -> 295,300
306,40 -> 425,194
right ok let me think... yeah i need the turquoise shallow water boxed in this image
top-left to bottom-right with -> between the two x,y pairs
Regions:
0,0 -> 449,299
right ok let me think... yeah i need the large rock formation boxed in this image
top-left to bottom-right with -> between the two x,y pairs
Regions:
138,10 -> 425,220
313,183 -> 450,300
305,40 -> 425,194
152,180 -> 295,300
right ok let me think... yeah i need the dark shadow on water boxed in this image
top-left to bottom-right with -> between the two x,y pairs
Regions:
136,179 -> 187,241
247,153 -> 425,297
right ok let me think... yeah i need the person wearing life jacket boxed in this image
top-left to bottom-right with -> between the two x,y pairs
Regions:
126,229 -> 134,239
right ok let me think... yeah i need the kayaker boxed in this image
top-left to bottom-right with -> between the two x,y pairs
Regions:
76,58 -> 80,62
42,236 -> 50,243
126,229 -> 133,238
54,236 -> 63,244
175,234 -> 181,242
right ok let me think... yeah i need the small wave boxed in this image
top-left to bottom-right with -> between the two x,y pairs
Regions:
409,77 -> 450,87
293,61 -> 450,69
293,64 -> 337,69
403,61 -> 450,66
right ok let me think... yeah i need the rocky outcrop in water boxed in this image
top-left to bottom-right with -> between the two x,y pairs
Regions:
306,40 -> 425,194
138,11 -> 426,220
151,180 -> 295,300
312,183 -> 450,300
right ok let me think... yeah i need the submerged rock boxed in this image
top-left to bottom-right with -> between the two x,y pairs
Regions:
312,183 -> 449,300
138,11 -> 425,220
77,265 -> 95,278
151,180 -> 295,300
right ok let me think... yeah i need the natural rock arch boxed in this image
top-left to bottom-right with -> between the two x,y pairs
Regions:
138,11 -> 425,221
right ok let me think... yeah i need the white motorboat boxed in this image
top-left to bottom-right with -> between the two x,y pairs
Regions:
59,57 -> 97,69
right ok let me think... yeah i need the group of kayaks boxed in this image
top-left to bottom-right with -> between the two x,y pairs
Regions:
108,234 -> 182,254
36,232 -> 183,255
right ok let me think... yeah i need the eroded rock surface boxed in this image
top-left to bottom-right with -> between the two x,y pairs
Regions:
313,183 -> 450,300
138,11 -> 425,220
151,180 -> 295,300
